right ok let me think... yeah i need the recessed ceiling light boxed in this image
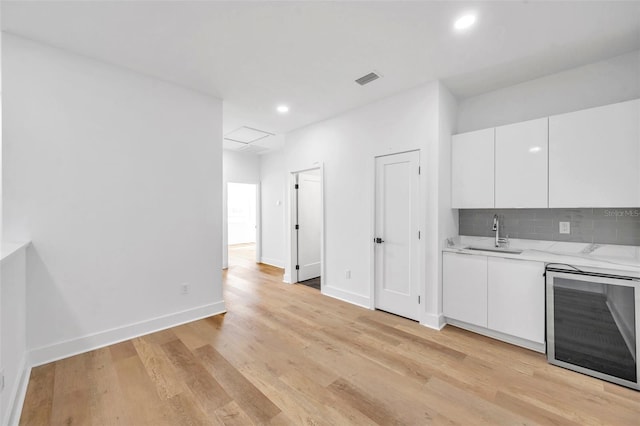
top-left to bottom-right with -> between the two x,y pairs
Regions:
454,14 -> 476,31
529,146 -> 542,153
276,105 -> 289,114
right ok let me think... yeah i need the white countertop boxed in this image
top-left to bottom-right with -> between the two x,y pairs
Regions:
443,236 -> 640,275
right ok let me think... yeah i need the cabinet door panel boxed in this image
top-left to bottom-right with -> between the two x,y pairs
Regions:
443,252 -> 487,327
452,128 -> 494,208
487,257 -> 545,343
495,118 -> 548,208
549,99 -> 640,208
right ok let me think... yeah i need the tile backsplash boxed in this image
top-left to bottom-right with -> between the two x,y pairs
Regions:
459,208 -> 640,246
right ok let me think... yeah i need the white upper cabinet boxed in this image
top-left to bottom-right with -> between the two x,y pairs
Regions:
495,118 -> 548,208
549,99 -> 640,208
452,128 -> 495,208
452,99 -> 639,209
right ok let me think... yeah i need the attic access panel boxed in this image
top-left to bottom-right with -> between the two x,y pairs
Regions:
224,126 -> 274,144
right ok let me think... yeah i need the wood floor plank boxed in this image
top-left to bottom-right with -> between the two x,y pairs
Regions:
167,390 -> 218,426
108,340 -> 137,362
161,339 -> 233,414
214,401 -> 255,426
421,377 -> 533,426
493,390 -> 583,426
278,369 -> 377,425
49,352 -> 92,426
112,355 -> 177,425
195,344 -> 282,424
235,361 -> 339,426
18,363 -> 55,426
132,337 -> 187,400
18,244 -> 640,425
327,378 -> 406,426
86,348 -> 132,426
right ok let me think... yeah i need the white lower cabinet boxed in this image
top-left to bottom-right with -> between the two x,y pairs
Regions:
443,252 -> 545,348
487,257 -> 545,344
443,252 -> 487,328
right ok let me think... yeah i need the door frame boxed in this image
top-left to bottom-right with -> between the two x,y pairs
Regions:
223,181 -> 261,269
287,164 -> 325,289
370,149 -> 422,315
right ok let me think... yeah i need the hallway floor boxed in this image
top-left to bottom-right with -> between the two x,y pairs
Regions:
18,256 -> 640,425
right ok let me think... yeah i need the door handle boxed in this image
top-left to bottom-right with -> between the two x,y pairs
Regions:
375,237 -> 384,244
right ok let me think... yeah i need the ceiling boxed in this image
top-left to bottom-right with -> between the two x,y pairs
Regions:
3,1 -> 640,154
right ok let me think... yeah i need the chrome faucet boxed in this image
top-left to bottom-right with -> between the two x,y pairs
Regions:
492,214 -> 508,247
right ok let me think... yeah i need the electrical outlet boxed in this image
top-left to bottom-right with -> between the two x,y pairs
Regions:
559,222 -> 571,234
345,270 -> 351,279
181,283 -> 190,295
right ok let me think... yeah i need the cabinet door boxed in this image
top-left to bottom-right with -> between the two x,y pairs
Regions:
495,118 -> 548,208
452,128 -> 494,208
549,99 -> 640,207
443,252 -> 487,327
487,257 -> 545,343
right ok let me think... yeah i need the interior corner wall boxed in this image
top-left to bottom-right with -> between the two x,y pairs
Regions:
0,26 -> 4,426
282,82 -> 441,312
222,150 -> 260,268
2,34 -> 225,365
1,248 -> 27,426
456,50 -> 640,133
259,151 -> 286,268
428,82 -> 458,329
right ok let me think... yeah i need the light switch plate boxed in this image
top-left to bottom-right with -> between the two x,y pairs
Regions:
559,222 -> 571,234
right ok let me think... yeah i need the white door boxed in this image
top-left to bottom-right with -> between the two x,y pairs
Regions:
297,172 -> 321,281
374,151 -> 420,320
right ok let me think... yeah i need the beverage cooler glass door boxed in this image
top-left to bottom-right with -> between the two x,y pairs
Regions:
546,267 -> 640,390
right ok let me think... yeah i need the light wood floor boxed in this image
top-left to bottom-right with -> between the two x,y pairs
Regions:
19,246 -> 640,425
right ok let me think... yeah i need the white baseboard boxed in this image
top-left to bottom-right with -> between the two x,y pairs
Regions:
445,318 -> 546,353
322,286 -> 372,309
28,301 -> 226,367
6,357 -> 30,426
283,273 -> 292,284
421,313 -> 446,330
260,257 -> 284,268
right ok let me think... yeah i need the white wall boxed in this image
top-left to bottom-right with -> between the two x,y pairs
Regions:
281,82 -> 452,327
259,151 -> 286,268
428,83 -> 458,328
1,246 -> 27,426
222,150 -> 260,268
0,22 -> 4,426
2,34 -> 225,365
457,50 -> 640,133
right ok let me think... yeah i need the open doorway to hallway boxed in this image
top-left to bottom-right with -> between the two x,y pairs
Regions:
293,169 -> 322,291
227,182 -> 258,268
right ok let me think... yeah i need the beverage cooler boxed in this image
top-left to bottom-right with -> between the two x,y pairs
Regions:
546,265 -> 640,390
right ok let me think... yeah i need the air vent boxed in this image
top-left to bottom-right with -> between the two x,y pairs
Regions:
355,72 -> 380,86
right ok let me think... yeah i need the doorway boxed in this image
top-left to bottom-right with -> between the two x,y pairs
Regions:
293,169 -> 322,289
374,151 -> 420,320
227,182 -> 258,268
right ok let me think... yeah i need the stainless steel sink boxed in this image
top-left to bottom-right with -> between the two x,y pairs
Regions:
465,246 -> 523,255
